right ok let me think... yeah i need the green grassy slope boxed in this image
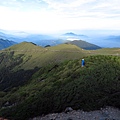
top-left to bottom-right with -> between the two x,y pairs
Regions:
0,42 -> 86,70
90,48 -> 120,56
0,55 -> 120,120
1,42 -> 119,71
6,42 -> 43,51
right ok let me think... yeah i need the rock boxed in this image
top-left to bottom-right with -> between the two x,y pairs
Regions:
29,106 -> 120,120
65,107 -> 73,113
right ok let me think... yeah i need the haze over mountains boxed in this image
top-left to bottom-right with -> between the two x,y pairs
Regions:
0,29 -> 120,49
0,38 -> 17,50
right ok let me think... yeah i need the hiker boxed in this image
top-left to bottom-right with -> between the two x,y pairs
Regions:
81,59 -> 85,67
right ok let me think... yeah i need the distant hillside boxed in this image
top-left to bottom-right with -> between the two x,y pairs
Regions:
0,30 -> 67,46
67,40 -> 101,50
1,42 -> 119,71
90,48 -> 120,55
0,38 -> 17,50
1,42 -> 86,70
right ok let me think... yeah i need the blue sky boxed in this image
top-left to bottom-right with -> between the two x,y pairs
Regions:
0,0 -> 120,33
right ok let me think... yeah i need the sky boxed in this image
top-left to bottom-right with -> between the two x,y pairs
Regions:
0,0 -> 120,34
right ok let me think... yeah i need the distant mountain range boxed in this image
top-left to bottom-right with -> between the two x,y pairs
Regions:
0,30 -> 67,47
0,38 -> 17,50
0,30 -> 101,50
0,29 -> 120,48
0,38 -> 101,50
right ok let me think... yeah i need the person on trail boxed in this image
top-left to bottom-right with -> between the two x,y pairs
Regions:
81,59 -> 85,67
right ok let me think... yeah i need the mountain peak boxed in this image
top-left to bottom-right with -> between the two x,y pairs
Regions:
63,32 -> 88,38
64,32 -> 76,36
6,41 -> 43,51
68,40 -> 101,50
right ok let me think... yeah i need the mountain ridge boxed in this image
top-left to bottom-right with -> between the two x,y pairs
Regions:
67,40 -> 101,50
0,38 -> 17,50
1,42 -> 86,70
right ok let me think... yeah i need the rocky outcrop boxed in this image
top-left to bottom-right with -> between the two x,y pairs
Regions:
29,107 -> 120,120
65,107 -> 73,113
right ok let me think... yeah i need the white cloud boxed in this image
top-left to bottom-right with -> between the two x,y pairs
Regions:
0,0 -> 120,33
0,6 -> 65,33
43,0 -> 120,18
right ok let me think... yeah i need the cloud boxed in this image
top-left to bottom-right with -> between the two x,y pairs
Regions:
0,0 -> 120,18
42,0 -> 120,18
0,0 -> 48,11
0,0 -> 120,32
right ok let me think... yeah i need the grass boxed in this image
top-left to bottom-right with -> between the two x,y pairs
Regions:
89,48 -> 120,56
1,42 -> 86,70
1,42 -> 119,70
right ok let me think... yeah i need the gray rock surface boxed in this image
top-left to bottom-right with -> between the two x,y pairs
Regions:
30,107 -> 120,120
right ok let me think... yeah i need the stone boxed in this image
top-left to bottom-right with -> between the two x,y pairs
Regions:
65,107 -> 73,113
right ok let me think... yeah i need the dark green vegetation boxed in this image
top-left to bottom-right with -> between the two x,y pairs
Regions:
0,38 -> 17,50
0,42 -> 120,120
67,40 -> 101,50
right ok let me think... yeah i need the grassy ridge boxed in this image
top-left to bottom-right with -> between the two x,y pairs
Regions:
0,55 -> 120,120
0,42 -> 86,70
89,48 -> 120,55
68,40 -> 101,50
1,42 -> 119,70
